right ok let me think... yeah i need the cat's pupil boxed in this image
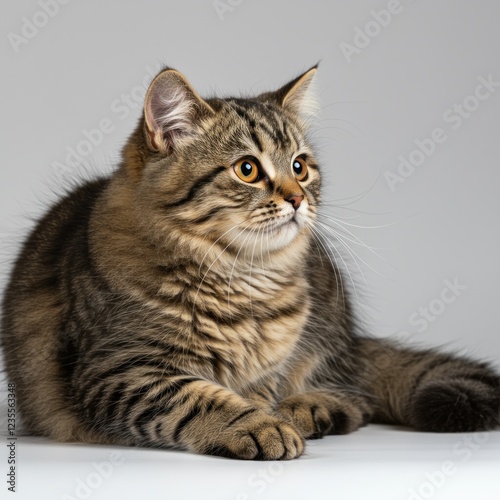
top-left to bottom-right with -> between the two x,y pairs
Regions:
242,162 -> 253,176
293,161 -> 303,175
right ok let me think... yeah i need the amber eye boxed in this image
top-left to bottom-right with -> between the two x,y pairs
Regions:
233,158 -> 260,183
292,157 -> 308,181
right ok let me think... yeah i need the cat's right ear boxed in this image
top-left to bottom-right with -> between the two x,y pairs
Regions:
144,69 -> 213,154
272,65 -> 319,123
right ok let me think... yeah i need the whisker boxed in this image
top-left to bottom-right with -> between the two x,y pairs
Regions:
316,221 -> 387,281
227,225 -> 256,311
319,203 -> 391,217
319,214 -> 400,275
313,223 -> 363,308
247,226 -> 262,318
321,213 -> 400,230
319,214 -> 396,269
327,163 -> 385,206
192,221 -> 251,316
304,221 -> 345,310
197,220 -> 248,276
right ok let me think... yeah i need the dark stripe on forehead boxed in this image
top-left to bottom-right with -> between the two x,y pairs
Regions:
255,120 -> 279,144
250,130 -> 263,152
163,166 -> 226,209
284,120 -> 302,150
270,105 -> 297,148
282,122 -> 298,150
230,100 -> 293,150
230,102 -> 264,152
258,106 -> 288,146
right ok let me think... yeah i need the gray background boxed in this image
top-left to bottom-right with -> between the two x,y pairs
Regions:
1,0 -> 500,385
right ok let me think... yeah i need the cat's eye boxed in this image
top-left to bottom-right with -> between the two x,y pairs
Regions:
292,157 -> 308,181
233,158 -> 260,183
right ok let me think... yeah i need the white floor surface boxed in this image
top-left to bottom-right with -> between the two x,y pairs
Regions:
2,424 -> 499,500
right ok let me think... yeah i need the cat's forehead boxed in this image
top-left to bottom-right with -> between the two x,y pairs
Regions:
207,97 -> 307,158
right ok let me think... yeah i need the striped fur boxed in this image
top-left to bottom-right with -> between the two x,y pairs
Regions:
1,66 -> 499,460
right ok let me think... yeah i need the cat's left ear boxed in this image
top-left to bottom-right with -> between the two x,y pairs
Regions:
144,68 -> 214,154
272,65 -> 319,123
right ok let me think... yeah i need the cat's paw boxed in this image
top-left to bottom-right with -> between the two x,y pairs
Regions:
277,392 -> 369,440
410,375 -> 500,432
205,412 -> 304,460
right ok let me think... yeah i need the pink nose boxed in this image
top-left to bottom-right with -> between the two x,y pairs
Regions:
285,194 -> 304,210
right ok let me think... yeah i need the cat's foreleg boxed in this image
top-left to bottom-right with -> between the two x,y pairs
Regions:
80,374 -> 304,460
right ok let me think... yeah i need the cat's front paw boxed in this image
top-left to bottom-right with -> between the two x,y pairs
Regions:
205,411 -> 304,460
277,392 -> 369,440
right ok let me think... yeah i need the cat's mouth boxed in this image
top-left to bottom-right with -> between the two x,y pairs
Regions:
266,214 -> 299,233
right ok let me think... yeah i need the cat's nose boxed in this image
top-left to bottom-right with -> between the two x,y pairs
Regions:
285,194 -> 304,210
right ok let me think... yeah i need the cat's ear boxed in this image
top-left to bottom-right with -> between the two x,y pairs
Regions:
273,65 -> 319,122
144,68 -> 213,154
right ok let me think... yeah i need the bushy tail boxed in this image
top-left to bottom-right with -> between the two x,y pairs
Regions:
357,337 -> 500,432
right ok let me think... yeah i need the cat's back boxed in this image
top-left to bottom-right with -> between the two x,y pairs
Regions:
2,178 -> 109,307
1,177 -> 109,438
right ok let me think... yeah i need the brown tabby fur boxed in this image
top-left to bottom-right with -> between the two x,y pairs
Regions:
2,66 -> 499,460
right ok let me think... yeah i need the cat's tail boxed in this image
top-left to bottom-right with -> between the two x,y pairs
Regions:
357,337 -> 500,432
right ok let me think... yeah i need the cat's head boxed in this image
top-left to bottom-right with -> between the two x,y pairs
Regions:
124,66 -> 321,256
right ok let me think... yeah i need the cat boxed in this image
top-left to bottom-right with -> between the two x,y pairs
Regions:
1,65 -> 499,460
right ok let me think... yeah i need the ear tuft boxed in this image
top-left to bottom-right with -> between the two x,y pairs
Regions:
144,69 -> 212,154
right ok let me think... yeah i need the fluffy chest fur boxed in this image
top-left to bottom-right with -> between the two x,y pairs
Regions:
126,253 -> 311,392
169,263 -> 310,389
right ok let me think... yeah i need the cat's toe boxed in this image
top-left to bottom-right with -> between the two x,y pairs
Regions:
277,392 -> 368,440
278,399 -> 333,439
205,413 -> 304,460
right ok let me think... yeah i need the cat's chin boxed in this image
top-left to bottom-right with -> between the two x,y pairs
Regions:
267,220 -> 301,250
223,218 -> 303,255
251,219 -> 302,253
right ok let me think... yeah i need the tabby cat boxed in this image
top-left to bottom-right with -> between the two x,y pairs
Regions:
2,66 -> 499,460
